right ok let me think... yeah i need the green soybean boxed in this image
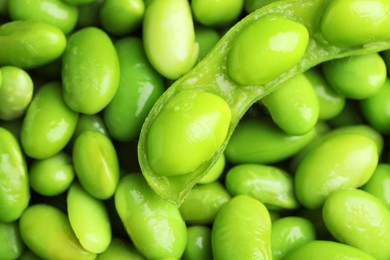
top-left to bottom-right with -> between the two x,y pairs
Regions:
271,217 -> 316,260
8,0 -> 78,34
138,0 -> 390,205
304,68 -> 345,120
198,154 -> 225,184
62,26 -> 120,114
0,127 -> 29,223
212,195 -> 272,260
225,164 -> 298,210
359,78 -> 390,134
362,163 -> 390,210
29,152 -> 74,196
19,204 -> 96,260
322,188 -> 390,260
194,26 -> 221,62
284,240 -> 376,260
228,14 -> 309,86
322,53 -> 387,99
64,0 -> 97,5
21,82 -> 79,159
104,37 -> 165,142
0,221 -> 25,260
146,90 -> 231,177
0,66 -> 33,121
261,73 -> 319,135
96,237 -> 145,260
115,173 -> 187,260
99,0 -> 144,36
320,0 -> 390,47
142,0 -> 198,79
191,0 -> 244,27
183,225 -> 213,260
295,133 -> 378,209
67,182 -> 112,253
225,116 -> 316,164
179,182 -> 231,225
0,20 -> 66,69
73,130 -> 120,200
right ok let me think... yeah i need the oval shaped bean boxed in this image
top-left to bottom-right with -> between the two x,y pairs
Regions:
146,90 -> 231,177
104,37 -> 165,141
225,164 -> 298,210
262,73 -> 319,135
304,67 -> 345,120
212,195 -> 272,260
321,0 -> 390,47
73,130 -> 119,200
0,66 -> 33,121
0,221 -> 25,260
0,127 -> 29,223
322,53 -> 387,99
64,0 -> 96,5
359,78 -> 390,134
295,133 -> 378,209
99,0 -> 144,36
143,0 -> 198,79
67,182 -> 111,253
227,14 -> 309,86
183,225 -> 213,260
29,151 -> 74,196
8,0 -> 78,34
179,182 -> 231,224
69,113 -> 109,147
191,0 -> 244,27
194,26 -> 221,61
0,20 -> 66,69
198,154 -> 225,184
225,117 -> 316,164
96,237 -> 145,260
284,240 -> 376,260
21,82 -> 79,159
19,204 -> 96,260
115,173 -> 187,259
62,26 -> 120,114
362,163 -> 390,210
271,217 -> 316,260
322,188 -> 390,260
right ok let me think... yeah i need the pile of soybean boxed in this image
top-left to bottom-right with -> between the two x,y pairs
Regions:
1,0 -> 390,259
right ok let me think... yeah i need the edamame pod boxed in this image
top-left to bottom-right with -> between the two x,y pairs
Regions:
0,127 -> 29,223
73,130 -> 120,200
225,164 -> 299,210
179,182 -> 231,224
8,0 -> 78,34
142,0 -> 198,79
19,204 -> 96,260
212,195 -> 272,260
115,173 -> 187,259
96,237 -> 145,260
104,37 -> 165,141
295,133 -> 378,209
62,26 -> 120,114
0,20 -> 66,69
322,188 -> 390,260
21,82 -> 79,159
284,240 -> 376,260
67,182 -> 111,253
138,0 -> 390,205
